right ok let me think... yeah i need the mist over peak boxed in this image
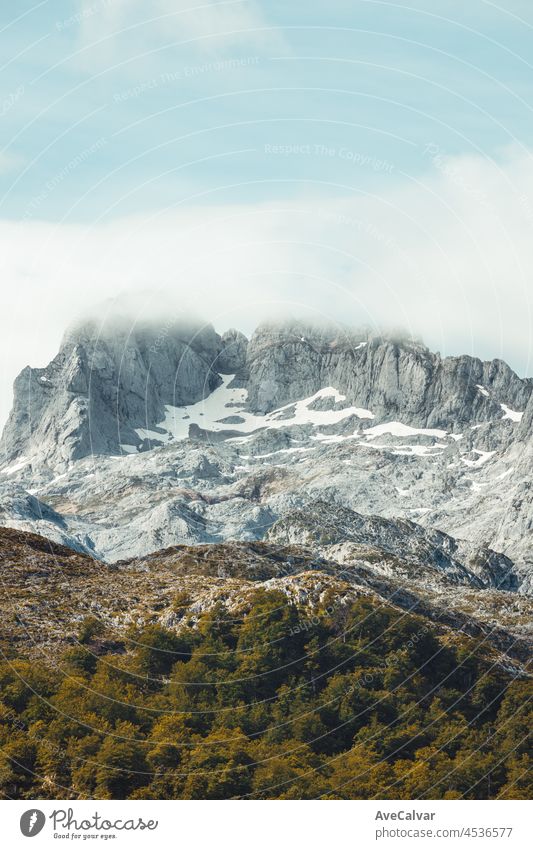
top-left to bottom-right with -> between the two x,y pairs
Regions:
2,146 -> 533,431
65,290 -> 210,339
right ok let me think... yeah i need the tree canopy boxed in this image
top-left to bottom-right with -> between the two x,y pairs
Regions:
0,591 -> 530,800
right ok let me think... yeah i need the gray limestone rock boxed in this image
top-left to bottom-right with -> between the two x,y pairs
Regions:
0,314 -> 531,603
1,315 -> 224,470
217,328 -> 249,375
266,500 -> 518,591
244,320 -> 532,429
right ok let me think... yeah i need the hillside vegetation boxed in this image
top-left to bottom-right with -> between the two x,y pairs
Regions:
1,589 -> 530,800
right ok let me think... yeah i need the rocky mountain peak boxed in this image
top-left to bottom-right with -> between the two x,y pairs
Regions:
218,328 -> 249,374
0,313 -> 225,470
2,315 -> 531,473
244,321 -> 531,424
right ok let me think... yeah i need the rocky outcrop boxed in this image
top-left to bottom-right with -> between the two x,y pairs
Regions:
245,320 -> 532,426
266,501 -> 519,591
1,527 -> 530,666
0,313 -> 531,601
2,315 -> 531,472
218,328 -> 249,375
0,316 -> 224,469
518,390 -> 533,442
0,481 -> 98,555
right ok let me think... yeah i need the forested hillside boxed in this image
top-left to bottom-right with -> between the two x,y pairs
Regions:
1,591 -> 530,800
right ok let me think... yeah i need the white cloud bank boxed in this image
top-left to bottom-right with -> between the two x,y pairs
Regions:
1,144 -> 533,428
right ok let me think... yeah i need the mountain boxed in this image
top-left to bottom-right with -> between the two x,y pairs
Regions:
1,314 -> 532,802
246,321 -> 531,425
0,313 -> 531,594
0,314 -> 247,470
2,317 -> 530,472
2,526 -> 531,801
266,501 -> 519,591
1,526 -> 530,665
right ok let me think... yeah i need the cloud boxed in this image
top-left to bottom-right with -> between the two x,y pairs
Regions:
1,144 -> 533,428
73,0 -> 283,68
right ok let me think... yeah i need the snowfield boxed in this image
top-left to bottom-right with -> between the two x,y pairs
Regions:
130,378 -> 375,449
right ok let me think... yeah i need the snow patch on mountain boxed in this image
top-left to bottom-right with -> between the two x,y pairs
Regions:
500,403 -> 523,423
363,422 -> 449,440
462,450 -> 496,468
0,456 -> 31,476
145,378 -> 375,445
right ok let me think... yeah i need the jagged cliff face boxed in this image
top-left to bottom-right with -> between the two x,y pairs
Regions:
1,316 -> 237,469
2,317 -> 530,470
518,390 -> 533,442
0,314 -> 531,594
245,320 -> 531,425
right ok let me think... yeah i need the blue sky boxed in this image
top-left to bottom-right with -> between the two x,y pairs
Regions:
1,1 -> 533,425
3,0 -> 533,219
